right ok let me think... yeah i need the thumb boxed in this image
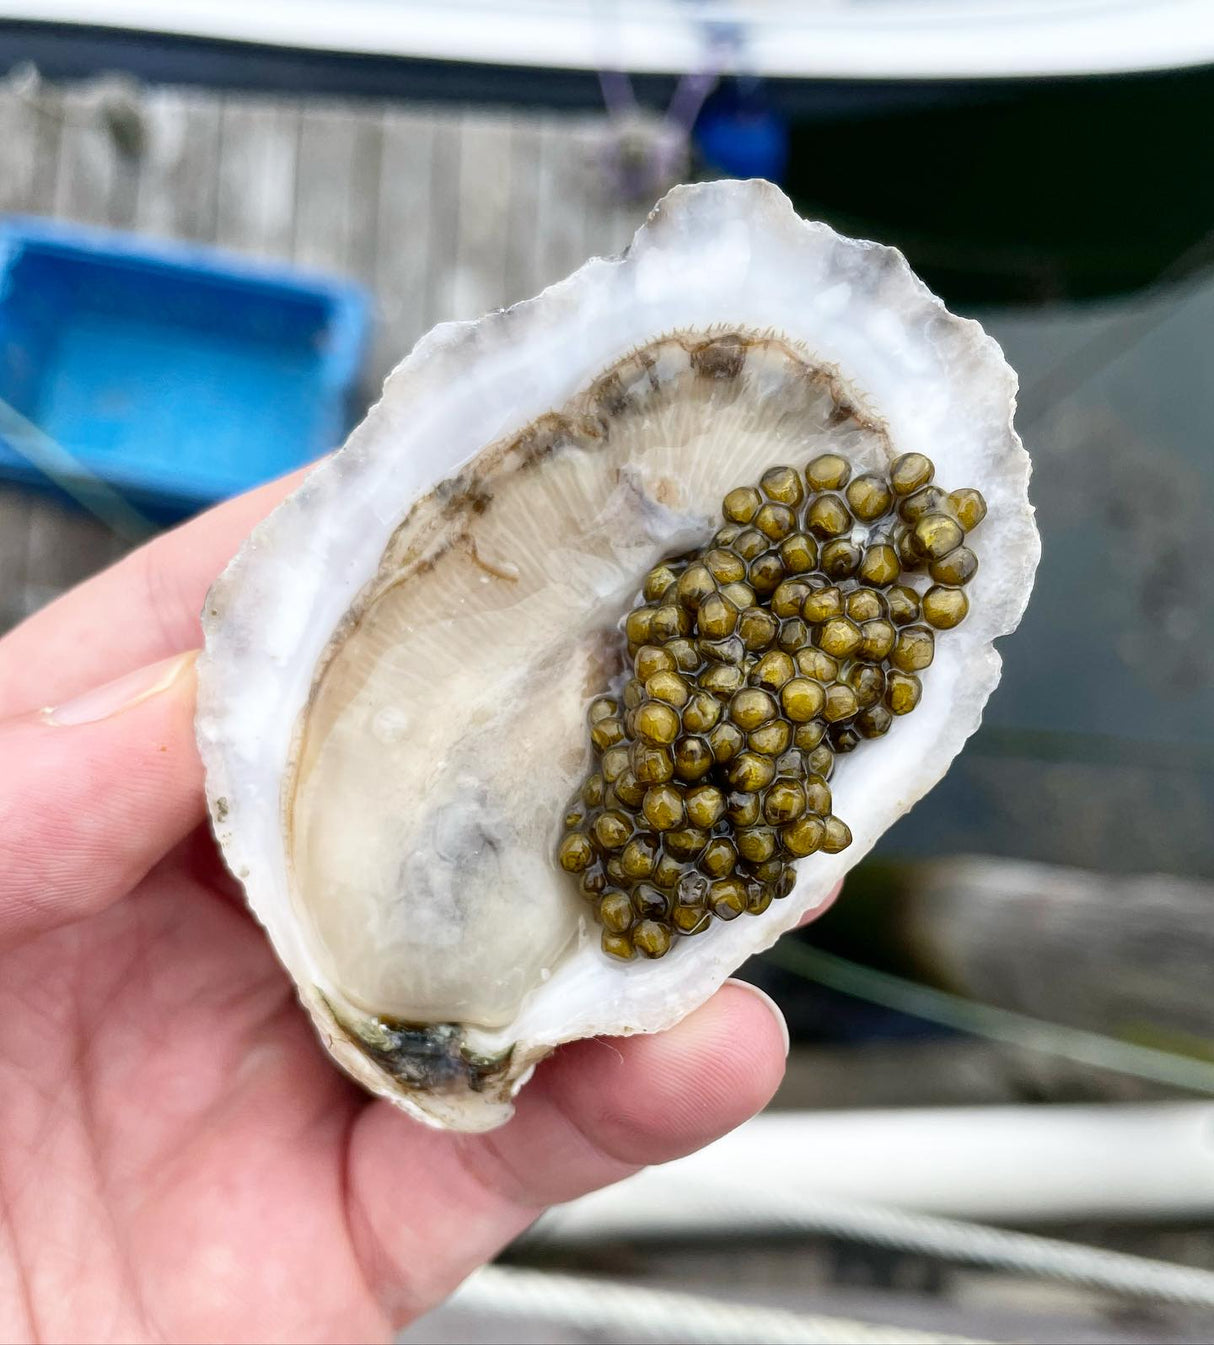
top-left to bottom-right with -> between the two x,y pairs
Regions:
0,652 -> 204,946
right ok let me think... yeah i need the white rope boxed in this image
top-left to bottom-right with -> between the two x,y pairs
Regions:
775,1195 -> 1214,1308
533,1187 -> 1214,1308
448,1264 -> 985,1345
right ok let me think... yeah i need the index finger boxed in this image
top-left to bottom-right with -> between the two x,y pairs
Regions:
0,466 -> 310,721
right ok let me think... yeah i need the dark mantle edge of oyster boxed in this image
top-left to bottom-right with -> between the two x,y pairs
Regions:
323,995 -> 515,1096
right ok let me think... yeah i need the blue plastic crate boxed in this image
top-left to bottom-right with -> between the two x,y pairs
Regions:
0,217 -> 368,519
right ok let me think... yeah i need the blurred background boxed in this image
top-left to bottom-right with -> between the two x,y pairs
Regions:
1,3 -> 1213,1342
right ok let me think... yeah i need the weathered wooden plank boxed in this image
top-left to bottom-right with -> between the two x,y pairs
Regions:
567,117 -> 617,263
0,85 -> 37,215
881,856 -> 1214,1049
347,112 -> 384,290
425,113 -> 464,328
504,111 -> 645,305
598,162 -> 652,259
531,115 -> 597,292
52,80 -> 142,229
560,111 -> 659,267
215,97 -> 299,260
50,85 -> 113,224
564,114 -> 653,262
22,495 -> 124,620
292,102 -> 382,280
0,490 -> 31,635
105,83 -> 143,232
0,71 -> 64,215
0,80 -> 51,632
369,107 -> 437,388
502,115 -> 546,307
133,86 -> 222,243
446,112 -> 513,323
0,90 -> 671,637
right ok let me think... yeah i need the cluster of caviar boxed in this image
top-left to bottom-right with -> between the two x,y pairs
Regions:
557,451 -> 986,960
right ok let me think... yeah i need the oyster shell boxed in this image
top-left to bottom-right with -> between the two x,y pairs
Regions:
196,179 -> 1038,1131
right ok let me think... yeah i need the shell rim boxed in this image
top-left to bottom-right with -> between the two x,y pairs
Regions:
195,178 -> 1040,1130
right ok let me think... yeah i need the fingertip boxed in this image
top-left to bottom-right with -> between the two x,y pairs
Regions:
542,978 -> 788,1167
685,977 -> 790,1110
42,650 -> 197,727
343,982 -> 792,1318
724,977 -> 790,1057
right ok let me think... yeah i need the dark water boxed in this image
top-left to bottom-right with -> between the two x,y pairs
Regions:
777,68 -> 1214,879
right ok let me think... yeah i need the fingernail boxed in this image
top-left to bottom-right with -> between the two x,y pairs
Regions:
43,652 -> 197,727
725,978 -> 790,1057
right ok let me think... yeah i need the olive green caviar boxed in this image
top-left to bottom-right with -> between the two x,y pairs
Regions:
559,452 -> 985,960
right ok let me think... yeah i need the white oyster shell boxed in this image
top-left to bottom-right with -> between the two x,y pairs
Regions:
196,179 -> 1038,1131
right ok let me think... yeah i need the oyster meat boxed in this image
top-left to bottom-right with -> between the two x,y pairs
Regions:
196,179 -> 1038,1131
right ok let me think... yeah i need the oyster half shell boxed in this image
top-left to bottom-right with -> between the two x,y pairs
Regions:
197,179 -> 1038,1131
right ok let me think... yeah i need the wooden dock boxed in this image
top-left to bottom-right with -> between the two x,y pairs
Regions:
0,69 -> 651,632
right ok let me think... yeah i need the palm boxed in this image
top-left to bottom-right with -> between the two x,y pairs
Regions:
0,478 -> 790,1343
0,831 -> 385,1342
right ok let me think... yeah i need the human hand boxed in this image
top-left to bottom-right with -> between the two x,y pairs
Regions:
0,474 -> 807,1344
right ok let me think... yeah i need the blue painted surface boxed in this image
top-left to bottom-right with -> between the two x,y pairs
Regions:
694,81 -> 789,184
0,217 -> 368,516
